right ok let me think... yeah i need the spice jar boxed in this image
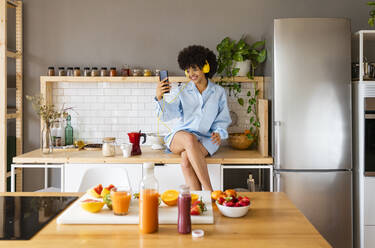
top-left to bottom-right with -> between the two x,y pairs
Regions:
48,66 -> 55,76
143,69 -> 152,77
132,69 -> 142,76
67,67 -> 74,76
58,67 -> 66,76
154,69 -> 160,76
74,67 -> 81,76
91,67 -> 99,76
83,67 -> 91,76
101,67 -> 108,76
121,66 -> 130,76
110,67 -> 117,77
102,137 -> 116,157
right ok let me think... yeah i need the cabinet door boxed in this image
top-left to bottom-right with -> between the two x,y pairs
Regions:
64,164 -> 142,192
365,226 -> 375,248
154,164 -> 221,192
365,177 -> 375,225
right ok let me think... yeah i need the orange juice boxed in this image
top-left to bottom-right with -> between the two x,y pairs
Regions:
111,190 -> 131,215
139,189 -> 159,233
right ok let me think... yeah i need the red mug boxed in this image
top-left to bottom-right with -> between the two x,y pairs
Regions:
127,132 -> 146,155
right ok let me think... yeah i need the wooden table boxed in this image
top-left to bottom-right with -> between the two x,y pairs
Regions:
0,192 -> 331,248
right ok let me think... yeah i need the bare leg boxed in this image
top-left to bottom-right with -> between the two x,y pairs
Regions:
170,131 -> 213,191
181,151 -> 202,190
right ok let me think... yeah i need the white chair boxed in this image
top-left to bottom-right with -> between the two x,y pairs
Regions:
78,167 -> 132,192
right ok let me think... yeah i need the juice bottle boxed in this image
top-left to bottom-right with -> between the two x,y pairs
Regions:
177,185 -> 191,234
139,162 -> 159,234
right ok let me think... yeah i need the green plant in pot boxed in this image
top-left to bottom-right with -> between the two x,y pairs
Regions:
216,36 -> 267,149
368,2 -> 375,26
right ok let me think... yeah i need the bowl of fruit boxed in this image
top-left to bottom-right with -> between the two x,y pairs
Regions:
212,189 -> 251,218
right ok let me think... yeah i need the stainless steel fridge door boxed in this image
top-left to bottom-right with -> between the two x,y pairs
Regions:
273,18 -> 352,170
276,170 -> 352,248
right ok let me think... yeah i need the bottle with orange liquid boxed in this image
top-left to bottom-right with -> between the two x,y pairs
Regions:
139,162 -> 159,234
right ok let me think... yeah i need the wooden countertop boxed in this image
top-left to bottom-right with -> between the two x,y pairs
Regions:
13,146 -> 273,165
0,192 -> 330,248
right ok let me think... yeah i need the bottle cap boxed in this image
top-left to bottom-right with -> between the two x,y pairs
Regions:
191,229 -> 204,238
143,162 -> 154,169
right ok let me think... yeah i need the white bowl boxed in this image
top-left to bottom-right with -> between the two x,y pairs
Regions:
216,201 -> 250,218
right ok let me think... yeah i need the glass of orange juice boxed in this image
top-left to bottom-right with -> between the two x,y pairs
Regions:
110,187 -> 132,215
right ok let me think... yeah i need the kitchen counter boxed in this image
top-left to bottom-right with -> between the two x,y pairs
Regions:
0,192 -> 330,248
13,146 -> 273,165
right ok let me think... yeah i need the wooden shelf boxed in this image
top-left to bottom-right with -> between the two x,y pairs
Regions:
6,112 -> 18,119
40,76 -> 263,83
6,50 -> 20,58
6,168 -> 21,178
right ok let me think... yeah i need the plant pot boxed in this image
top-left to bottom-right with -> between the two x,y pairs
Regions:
234,60 -> 251,77
228,133 -> 255,150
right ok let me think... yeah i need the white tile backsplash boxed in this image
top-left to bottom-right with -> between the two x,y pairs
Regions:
52,81 -> 256,143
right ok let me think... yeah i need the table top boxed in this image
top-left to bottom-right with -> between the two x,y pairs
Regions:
0,192 -> 331,248
13,146 -> 273,165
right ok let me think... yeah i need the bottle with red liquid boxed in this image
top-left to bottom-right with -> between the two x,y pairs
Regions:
177,185 -> 191,234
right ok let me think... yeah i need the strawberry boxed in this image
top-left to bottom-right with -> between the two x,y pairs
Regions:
239,199 -> 250,206
217,197 -> 225,205
235,202 -> 241,207
237,196 -> 243,201
224,201 -> 235,207
193,197 -> 206,213
242,196 -> 250,202
106,184 -> 115,191
93,184 -> 103,195
190,205 -> 202,215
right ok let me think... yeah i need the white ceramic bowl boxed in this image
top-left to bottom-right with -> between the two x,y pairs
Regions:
216,201 -> 250,218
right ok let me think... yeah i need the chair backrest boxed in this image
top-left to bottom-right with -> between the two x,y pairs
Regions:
78,167 -> 131,192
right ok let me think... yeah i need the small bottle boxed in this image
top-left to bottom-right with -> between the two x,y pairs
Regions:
65,115 -> 74,145
247,174 -> 256,192
139,162 -> 159,234
101,67 -> 108,76
91,67 -> 99,76
143,69 -> 152,77
58,67 -> 66,76
110,67 -> 117,76
67,67 -> 74,76
83,67 -> 91,76
56,119 -> 65,146
177,185 -> 191,234
74,67 -> 81,76
48,66 -> 55,76
121,65 -> 130,76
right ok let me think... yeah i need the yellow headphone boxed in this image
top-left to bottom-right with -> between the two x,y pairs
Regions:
185,60 -> 210,77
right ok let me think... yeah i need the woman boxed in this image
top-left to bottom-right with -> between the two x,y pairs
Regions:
154,45 -> 231,191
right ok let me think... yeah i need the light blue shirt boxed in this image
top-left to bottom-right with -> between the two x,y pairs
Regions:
154,80 -> 232,155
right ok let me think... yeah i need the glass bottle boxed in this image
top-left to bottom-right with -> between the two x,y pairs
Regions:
65,115 -> 74,145
110,67 -> 117,76
48,66 -> 55,76
100,67 -> 108,76
178,185 -> 191,234
91,67 -> 99,76
67,67 -> 74,76
58,67 -> 66,76
139,162 -> 159,234
74,67 -> 81,76
83,67 -> 91,76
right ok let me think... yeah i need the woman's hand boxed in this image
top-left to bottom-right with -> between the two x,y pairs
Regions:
156,78 -> 171,101
211,132 -> 221,146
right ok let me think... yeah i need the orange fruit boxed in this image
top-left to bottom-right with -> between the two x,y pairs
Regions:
191,193 -> 199,203
244,129 -> 251,135
161,190 -> 179,206
80,199 -> 105,213
224,189 -> 237,198
211,190 -> 223,201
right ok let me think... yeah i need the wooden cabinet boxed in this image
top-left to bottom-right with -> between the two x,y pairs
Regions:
64,164 -> 142,192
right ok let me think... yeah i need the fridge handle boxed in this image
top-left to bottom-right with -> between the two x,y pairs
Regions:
275,172 -> 281,192
274,121 -> 281,170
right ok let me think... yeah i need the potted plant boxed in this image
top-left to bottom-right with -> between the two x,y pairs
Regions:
216,36 -> 267,149
368,1 -> 375,26
26,95 -> 71,154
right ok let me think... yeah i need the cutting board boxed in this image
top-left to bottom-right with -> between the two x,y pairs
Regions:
57,191 -> 213,224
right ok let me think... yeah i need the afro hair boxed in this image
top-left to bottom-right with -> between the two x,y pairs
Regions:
177,45 -> 217,79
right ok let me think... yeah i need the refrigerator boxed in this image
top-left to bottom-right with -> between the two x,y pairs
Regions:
272,19 -> 353,248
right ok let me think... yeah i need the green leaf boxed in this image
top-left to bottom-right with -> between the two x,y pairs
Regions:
250,116 -> 255,123
247,71 -> 253,79
233,53 -> 243,62
250,40 -> 265,50
247,91 -> 251,97
257,49 -> 267,63
255,89 -> 260,96
255,121 -> 260,127
368,1 -> 375,6
232,68 -> 240,76
247,106 -> 251,114
238,98 -> 244,106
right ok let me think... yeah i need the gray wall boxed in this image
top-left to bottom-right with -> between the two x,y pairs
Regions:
18,0 -> 371,191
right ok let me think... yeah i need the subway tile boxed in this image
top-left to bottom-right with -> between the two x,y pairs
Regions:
138,82 -> 155,88
110,96 -> 124,103
117,89 -> 131,95
125,96 -> 138,103
104,89 -> 119,95
117,104 -> 132,110
131,89 -> 145,95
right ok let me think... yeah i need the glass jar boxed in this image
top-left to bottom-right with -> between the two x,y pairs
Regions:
154,69 -> 160,76
91,67 -> 99,76
74,67 -> 81,76
132,69 -> 142,76
48,66 -> 55,76
83,67 -> 91,76
143,69 -> 152,77
67,67 -> 74,76
102,137 -> 116,157
58,67 -> 66,76
110,67 -> 117,77
121,66 -> 130,76
101,67 -> 108,76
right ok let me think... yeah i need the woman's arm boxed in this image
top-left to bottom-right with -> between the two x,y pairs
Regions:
154,81 -> 182,121
210,89 -> 232,140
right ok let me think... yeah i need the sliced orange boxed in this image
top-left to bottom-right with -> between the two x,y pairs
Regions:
80,199 -> 105,213
161,190 -> 179,206
211,190 -> 223,201
224,189 -> 237,198
191,193 -> 199,203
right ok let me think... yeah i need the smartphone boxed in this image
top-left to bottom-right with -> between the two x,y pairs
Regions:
159,70 -> 170,94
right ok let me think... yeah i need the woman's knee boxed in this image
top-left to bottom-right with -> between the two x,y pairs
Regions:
182,133 -> 198,149
180,151 -> 191,169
